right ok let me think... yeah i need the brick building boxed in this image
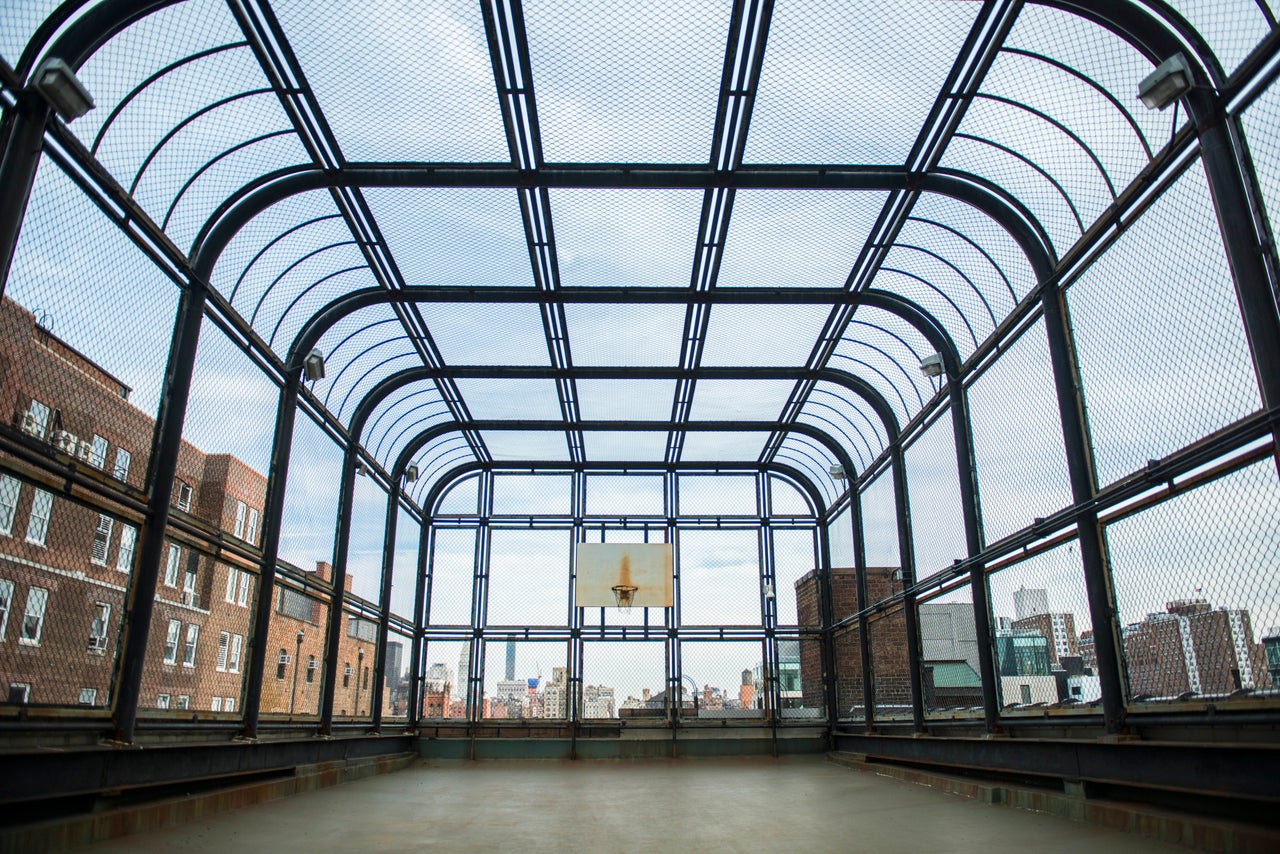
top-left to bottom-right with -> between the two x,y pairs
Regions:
1123,599 -> 1271,698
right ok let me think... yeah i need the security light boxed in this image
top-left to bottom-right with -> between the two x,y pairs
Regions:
30,58 -> 94,121
1138,53 -> 1192,111
303,348 -> 325,381
405,465 -> 419,483
919,353 -> 944,378
828,463 -> 846,479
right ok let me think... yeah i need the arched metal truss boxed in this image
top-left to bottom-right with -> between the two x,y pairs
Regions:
0,0 -> 1276,767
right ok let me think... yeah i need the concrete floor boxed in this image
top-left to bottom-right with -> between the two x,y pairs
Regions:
82,756 -> 1189,853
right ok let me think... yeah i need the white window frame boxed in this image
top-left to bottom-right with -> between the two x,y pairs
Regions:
88,601 -> 110,653
216,631 -> 230,671
234,500 -> 246,539
163,619 -> 181,664
182,559 -> 197,594
79,687 -> 97,705
223,697 -> 235,713
9,683 -> 31,703
237,572 -> 251,607
25,489 -> 53,546
0,578 -> 12,640
164,543 -> 181,587
176,695 -> 190,710
229,633 -> 243,673
117,524 -> 136,572
113,447 -> 131,482
89,434 -> 108,469
183,623 -> 199,667
91,514 -> 113,565
20,586 -> 48,645
226,567 -> 239,603
0,474 -> 20,537
157,693 -> 171,709
23,399 -> 50,439
246,507 -> 259,544
211,696 -> 223,712
174,480 -> 192,512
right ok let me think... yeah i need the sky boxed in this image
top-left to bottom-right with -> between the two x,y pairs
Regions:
2,0 -> 1279,707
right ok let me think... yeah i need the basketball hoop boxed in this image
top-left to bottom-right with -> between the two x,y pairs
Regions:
611,584 -> 638,608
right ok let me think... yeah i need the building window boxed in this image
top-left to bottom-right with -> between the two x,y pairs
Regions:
117,524 -> 136,572
113,448 -> 131,482
164,543 -> 181,587
9,683 -> 31,704
229,634 -> 243,673
216,632 -> 230,671
79,688 -> 97,705
0,474 -> 20,536
223,697 -> 235,713
23,399 -> 50,439
211,696 -> 223,712
363,666 -> 369,690
276,587 -> 312,621
20,587 -> 48,645
156,694 -> 171,709
88,602 -> 110,653
174,480 -> 192,512
306,655 -> 316,683
1020,684 -> 1033,705
89,434 -> 108,469
176,695 -> 190,710
246,508 -> 259,544
0,578 -> 13,639
225,568 -> 239,603
25,489 -> 53,546
183,624 -> 199,667
91,514 -> 113,565
182,554 -> 198,604
276,649 -> 288,679
163,619 -> 181,664
234,500 -> 247,539
238,571 -> 251,606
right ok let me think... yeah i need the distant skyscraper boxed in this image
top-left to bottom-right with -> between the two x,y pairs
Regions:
505,640 -> 516,681
1014,587 -> 1050,621
457,644 -> 471,700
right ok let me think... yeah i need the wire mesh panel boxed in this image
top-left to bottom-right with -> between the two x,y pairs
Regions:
345,476 -> 388,604
486,528 -> 571,626
826,506 -> 853,569
966,320 -> 1072,545
860,467 -> 899,573
427,528 -> 476,627
1161,0 -> 1273,75
260,580 -> 328,718
420,638 -> 469,720
1240,81 -> 1280,260
481,640 -> 569,721
770,476 -> 813,517
679,640 -> 767,720
677,474 -> 757,516
779,636 -> 825,721
903,411 -> 966,582
334,607 -> 379,720
919,585 -> 983,719
388,505 -> 421,624
772,528 -> 818,627
833,622 -> 865,722
278,413 -> 344,573
492,474 -> 572,517
382,628 -> 413,721
1067,161 -> 1262,487
583,473 -> 664,518
0,1 -> 60,63
0,476 -> 137,711
1105,459 -> 1279,703
868,607 -> 913,720
581,640 -> 665,721
677,528 -> 762,626
436,475 -> 480,516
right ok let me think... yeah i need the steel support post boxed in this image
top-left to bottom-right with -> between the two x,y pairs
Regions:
815,513 -> 839,730
947,376 -> 1000,731
890,445 -> 926,731
406,522 -> 431,730
848,486 -> 875,732
318,446 -> 359,733
370,487 -> 400,733
1040,287 -> 1127,733
0,100 -> 48,300
239,374 -> 301,738
110,279 -> 207,743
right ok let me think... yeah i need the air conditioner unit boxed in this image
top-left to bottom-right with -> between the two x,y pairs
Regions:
308,660 -> 319,670
20,412 -> 43,436
279,653 -> 291,665
344,666 -> 354,676
88,635 -> 107,653
52,430 -> 78,452
180,591 -> 198,607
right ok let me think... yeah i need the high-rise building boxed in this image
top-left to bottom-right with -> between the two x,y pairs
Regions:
505,640 -> 516,681
1013,587 -> 1051,621
456,645 -> 471,700
1124,599 -> 1271,697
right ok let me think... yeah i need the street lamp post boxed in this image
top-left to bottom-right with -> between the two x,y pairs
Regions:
290,629 -> 304,715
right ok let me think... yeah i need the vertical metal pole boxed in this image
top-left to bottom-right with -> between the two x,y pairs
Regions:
947,375 -> 1000,732
848,481 -> 875,732
370,485 -> 400,733
406,521 -> 432,731
0,100 -> 48,300
890,444 -> 926,731
816,500 -> 839,729
1040,288 -> 1127,733
318,446 -> 358,733
240,374 -> 300,738
110,279 -> 207,743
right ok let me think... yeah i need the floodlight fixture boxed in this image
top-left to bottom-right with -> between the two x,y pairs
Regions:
828,463 -> 846,480
30,58 -> 94,121
919,353 -> 945,378
1138,53 -> 1192,111
405,465 -> 419,483
303,348 -> 325,381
